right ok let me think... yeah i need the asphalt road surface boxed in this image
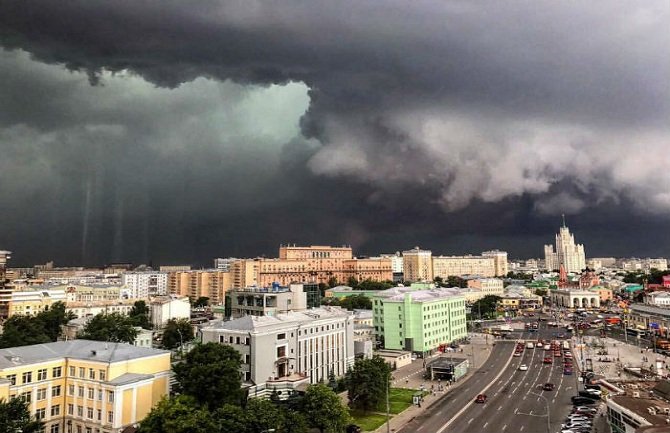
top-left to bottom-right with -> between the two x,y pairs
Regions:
398,320 -> 583,433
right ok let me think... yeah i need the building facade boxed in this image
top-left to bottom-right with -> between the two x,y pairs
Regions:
372,287 -> 467,353
149,296 -> 191,328
402,247 -> 433,282
432,255 -> 496,278
200,307 -> 355,396
481,250 -> 509,277
7,289 -> 68,317
544,218 -> 586,273
0,340 -> 171,433
167,270 -> 231,305
121,272 -> 168,299
0,250 -> 12,319
228,284 -> 308,318
466,278 -> 504,296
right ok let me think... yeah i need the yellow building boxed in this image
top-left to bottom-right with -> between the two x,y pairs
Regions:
402,247 -> 434,282
167,270 -> 231,305
0,340 -> 171,433
432,255 -> 496,279
8,289 -> 67,317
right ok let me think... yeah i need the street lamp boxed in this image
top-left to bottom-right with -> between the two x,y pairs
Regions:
529,391 -> 551,433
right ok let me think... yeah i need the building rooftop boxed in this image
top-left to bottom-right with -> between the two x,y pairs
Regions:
0,340 -> 169,369
107,372 -> 154,385
610,394 -> 670,426
375,287 -> 464,302
201,307 -> 352,333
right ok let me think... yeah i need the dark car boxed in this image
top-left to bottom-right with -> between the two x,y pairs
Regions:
543,383 -> 555,391
346,425 -> 362,433
475,394 -> 487,403
571,396 -> 597,405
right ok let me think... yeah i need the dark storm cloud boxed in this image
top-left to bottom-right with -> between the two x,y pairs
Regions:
0,1 -> 669,264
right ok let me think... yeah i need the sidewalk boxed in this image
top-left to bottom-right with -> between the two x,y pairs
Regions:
372,333 -> 495,432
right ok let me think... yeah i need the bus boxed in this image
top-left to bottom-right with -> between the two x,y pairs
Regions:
605,317 -> 622,325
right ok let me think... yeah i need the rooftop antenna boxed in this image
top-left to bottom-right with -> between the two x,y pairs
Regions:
562,213 -> 566,228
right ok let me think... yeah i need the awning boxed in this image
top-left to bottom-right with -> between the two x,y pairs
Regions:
636,325 -> 646,330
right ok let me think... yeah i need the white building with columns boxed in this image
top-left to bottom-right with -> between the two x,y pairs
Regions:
550,288 -> 600,309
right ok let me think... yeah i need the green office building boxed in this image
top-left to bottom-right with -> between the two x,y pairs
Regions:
372,287 -> 467,353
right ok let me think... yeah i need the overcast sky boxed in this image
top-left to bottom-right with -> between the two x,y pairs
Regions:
0,1 -> 669,266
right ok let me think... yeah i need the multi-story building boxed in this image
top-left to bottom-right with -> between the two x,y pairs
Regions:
544,218 -> 586,273
66,300 -> 137,319
213,257 -> 239,271
279,245 -> 353,260
61,285 -> 126,303
121,272 -> 168,299
0,250 -> 11,319
149,296 -> 191,328
606,386 -> 670,433
0,340 -> 171,433
466,278 -> 504,296
167,270 -> 231,305
372,287 -> 467,353
158,265 -> 191,272
432,255 -> 496,279
341,257 -> 393,283
7,289 -> 68,317
375,252 -> 404,282
228,284 -> 308,318
402,247 -> 433,282
481,250 -> 509,277
200,306 -> 354,397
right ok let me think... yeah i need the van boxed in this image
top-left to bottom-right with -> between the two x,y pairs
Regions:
526,342 -> 535,349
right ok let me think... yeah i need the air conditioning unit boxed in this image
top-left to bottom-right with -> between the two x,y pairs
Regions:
663,408 -> 670,414
648,407 -> 657,415
633,392 -> 640,398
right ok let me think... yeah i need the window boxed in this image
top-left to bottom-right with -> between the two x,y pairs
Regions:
107,411 -> 114,423
79,367 -> 85,378
88,388 -> 94,399
22,371 -> 32,384
50,424 -> 60,433
89,368 -> 95,380
87,407 -> 94,419
69,366 -> 75,376
52,366 -> 62,378
107,391 -> 115,403
86,428 -> 92,433
52,385 -> 61,397
99,370 -> 106,381
77,405 -> 83,417
37,368 -> 47,381
68,384 -> 75,396
51,404 -> 61,416
277,346 -> 286,358
36,388 -> 47,400
6,374 -> 16,385
68,404 -> 74,415
98,390 -> 103,401
78,386 -> 84,397
277,333 -> 286,340
219,335 -> 225,343
97,409 -> 102,421
20,391 -> 31,403
35,408 -> 46,420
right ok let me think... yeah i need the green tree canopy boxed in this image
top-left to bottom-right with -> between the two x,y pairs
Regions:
0,398 -> 44,433
346,356 -> 391,413
161,318 -> 195,350
302,384 -> 351,433
470,295 -> 502,319
192,297 -> 210,308
0,315 -> 51,348
214,404 -> 250,433
340,295 -> 372,310
129,300 -> 151,329
36,301 -> 75,341
137,395 -> 217,433
446,276 -> 467,288
245,398 -> 286,433
173,342 -> 243,409
78,312 -> 138,344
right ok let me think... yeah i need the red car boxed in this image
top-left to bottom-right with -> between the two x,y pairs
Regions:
475,394 -> 487,403
543,357 -> 553,364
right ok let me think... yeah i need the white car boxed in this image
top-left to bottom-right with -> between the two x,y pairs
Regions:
584,389 -> 602,396
519,364 -> 528,371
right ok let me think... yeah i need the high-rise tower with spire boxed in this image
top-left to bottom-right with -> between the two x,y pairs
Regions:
544,216 -> 586,272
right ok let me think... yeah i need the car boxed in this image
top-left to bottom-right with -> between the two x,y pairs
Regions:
554,351 -> 562,357
564,368 -> 573,375
519,364 -> 528,371
543,383 -> 555,391
475,394 -> 487,403
526,342 -> 535,349
543,357 -> 553,364
582,389 -> 602,398
514,351 -> 522,357
584,384 -> 601,390
544,344 -> 551,350
536,342 -> 543,348
578,391 -> 601,400
573,407 -> 597,414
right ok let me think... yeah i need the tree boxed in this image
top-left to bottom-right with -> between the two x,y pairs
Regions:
137,395 -> 217,433
162,318 -> 195,350
303,384 -> 351,433
173,342 -> 243,409
193,297 -> 210,308
470,295 -> 502,319
129,300 -> 151,329
446,276 -> 467,288
214,404 -> 250,433
245,398 -> 285,433
283,409 -> 308,433
339,295 -> 372,310
0,315 -> 51,348
327,276 -> 338,288
346,356 -> 391,413
0,398 -> 44,433
78,313 -> 138,344
346,277 -> 359,289
357,279 -> 394,291
36,301 -> 75,341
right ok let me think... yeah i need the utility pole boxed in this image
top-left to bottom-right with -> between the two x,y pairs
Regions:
386,374 -> 390,433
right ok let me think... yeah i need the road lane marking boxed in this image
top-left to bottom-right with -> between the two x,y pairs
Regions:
520,426 -> 524,431
502,425 -> 507,431
498,405 -> 502,411
484,422 -> 489,428
468,418 -> 473,424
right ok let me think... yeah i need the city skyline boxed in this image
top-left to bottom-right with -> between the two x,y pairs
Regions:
0,2 -> 668,265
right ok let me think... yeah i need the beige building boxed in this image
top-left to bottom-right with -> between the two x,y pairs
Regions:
66,300 -> 137,319
481,250 -> 509,276
432,255 -> 496,278
167,270 -> 231,305
8,289 -> 67,317
467,278 -> 504,296
402,247 -> 433,282
279,245 -> 353,260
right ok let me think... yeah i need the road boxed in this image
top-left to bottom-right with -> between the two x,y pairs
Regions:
398,319 -> 582,433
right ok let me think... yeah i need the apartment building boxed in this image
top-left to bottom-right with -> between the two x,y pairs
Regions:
121,272 -> 168,299
7,289 -> 67,317
432,255 -> 496,278
200,307 -> 354,396
466,278 -> 504,296
402,247 -> 433,282
0,340 -> 171,433
372,287 -> 467,353
0,250 -> 11,318
149,296 -> 191,328
167,270 -> 231,305
228,284 -> 308,318
481,250 -> 509,276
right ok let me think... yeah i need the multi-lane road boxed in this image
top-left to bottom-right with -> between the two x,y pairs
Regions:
398,320 -> 586,433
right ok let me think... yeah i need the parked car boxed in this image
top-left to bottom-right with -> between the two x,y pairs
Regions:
571,396 -> 597,405
475,394 -> 487,403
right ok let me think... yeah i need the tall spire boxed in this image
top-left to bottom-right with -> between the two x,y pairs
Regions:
562,213 -> 566,228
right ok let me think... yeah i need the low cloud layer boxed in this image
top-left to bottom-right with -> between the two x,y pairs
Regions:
0,1 -> 668,264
